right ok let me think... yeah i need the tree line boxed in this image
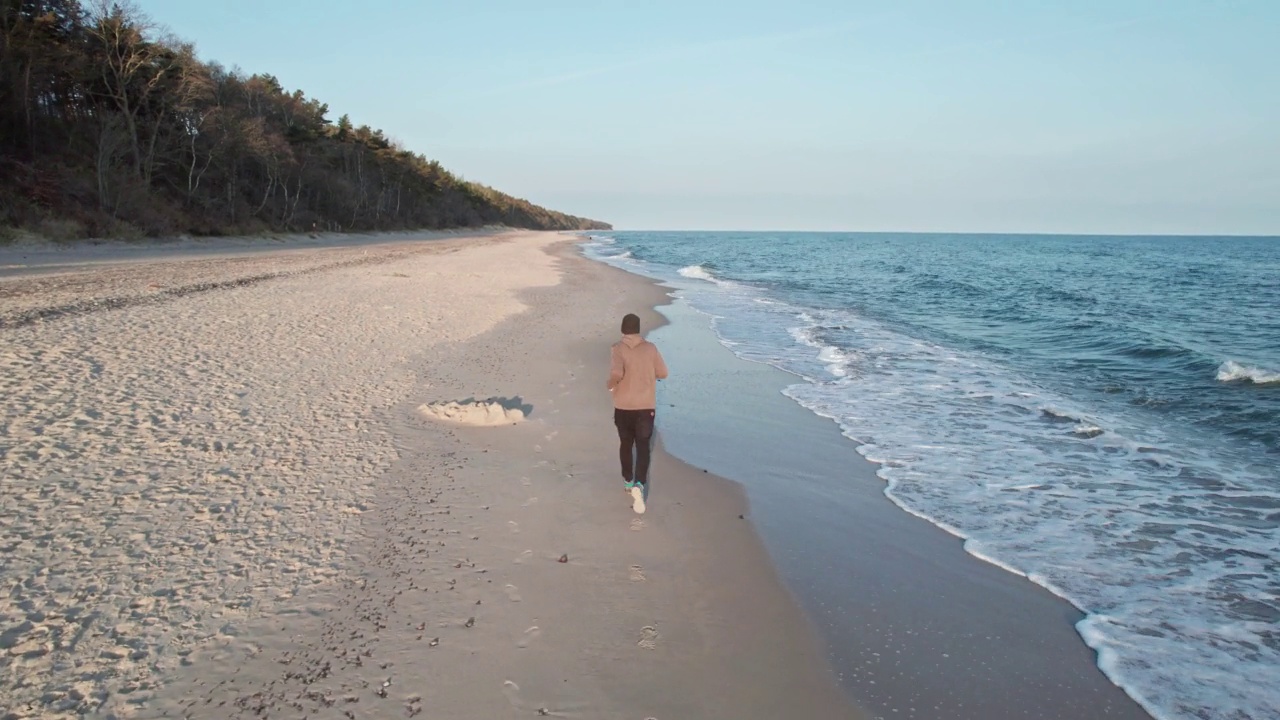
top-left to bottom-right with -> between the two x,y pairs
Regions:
0,0 -> 610,240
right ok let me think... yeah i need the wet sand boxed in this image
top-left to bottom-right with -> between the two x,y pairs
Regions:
641,294 -> 1156,720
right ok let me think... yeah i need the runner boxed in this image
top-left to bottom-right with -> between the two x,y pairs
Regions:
607,313 -> 668,514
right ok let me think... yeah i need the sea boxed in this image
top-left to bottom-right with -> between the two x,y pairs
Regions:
582,232 -> 1279,720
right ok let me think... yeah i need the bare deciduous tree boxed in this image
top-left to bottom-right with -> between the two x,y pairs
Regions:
0,0 -> 611,238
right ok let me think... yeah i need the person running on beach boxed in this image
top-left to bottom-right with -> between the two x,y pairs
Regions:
607,313 -> 668,514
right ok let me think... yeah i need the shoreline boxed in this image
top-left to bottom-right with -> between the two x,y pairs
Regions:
0,231 -> 862,718
587,246 -> 1157,719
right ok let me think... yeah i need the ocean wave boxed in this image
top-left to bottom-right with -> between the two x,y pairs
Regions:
1040,407 -> 1082,423
1117,342 -> 1195,360
909,274 -> 989,299
677,264 -> 717,282
817,346 -> 849,377
788,325 -> 853,378
580,234 -> 1280,720
713,305 -> 1276,720
1216,360 -> 1280,385
1073,424 -> 1105,439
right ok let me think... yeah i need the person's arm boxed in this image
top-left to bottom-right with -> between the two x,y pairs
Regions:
653,346 -> 669,380
607,344 -> 625,390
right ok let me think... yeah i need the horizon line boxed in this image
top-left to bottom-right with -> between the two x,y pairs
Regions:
586,229 -> 1280,239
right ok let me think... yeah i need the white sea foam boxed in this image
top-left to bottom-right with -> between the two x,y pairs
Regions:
677,264 -> 717,281
776,314 -> 1279,720
579,237 -> 1280,720
1216,360 -> 1280,385
816,346 -> 848,376
1072,424 -> 1105,439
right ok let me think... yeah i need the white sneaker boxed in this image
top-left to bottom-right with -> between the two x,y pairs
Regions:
630,486 -> 646,514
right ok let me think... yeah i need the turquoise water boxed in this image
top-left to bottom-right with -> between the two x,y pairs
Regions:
583,232 -> 1279,720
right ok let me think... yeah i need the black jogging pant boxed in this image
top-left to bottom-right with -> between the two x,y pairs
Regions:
614,408 -> 655,486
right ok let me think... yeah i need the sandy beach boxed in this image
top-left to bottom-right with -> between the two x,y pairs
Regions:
0,232 -> 861,719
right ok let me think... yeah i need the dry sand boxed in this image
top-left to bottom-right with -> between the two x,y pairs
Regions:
0,231 -> 861,719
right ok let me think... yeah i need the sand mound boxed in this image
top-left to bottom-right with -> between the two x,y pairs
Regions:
419,397 -> 529,426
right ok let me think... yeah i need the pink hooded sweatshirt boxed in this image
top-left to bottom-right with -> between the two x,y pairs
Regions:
608,334 -> 669,410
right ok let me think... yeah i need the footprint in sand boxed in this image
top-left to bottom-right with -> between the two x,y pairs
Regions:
522,497 -> 539,508
502,681 -> 586,717
629,565 -> 646,582
638,626 -> 659,650
520,476 -> 532,487
630,518 -> 645,532
517,625 -> 541,648
514,549 -> 533,564
508,520 -> 520,534
534,444 -> 543,453
504,584 -> 522,602
544,431 -> 559,442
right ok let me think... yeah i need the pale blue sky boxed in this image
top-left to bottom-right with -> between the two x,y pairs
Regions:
136,0 -> 1278,234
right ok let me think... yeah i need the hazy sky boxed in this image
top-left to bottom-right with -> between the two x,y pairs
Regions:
134,0 -> 1278,234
